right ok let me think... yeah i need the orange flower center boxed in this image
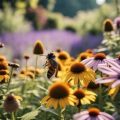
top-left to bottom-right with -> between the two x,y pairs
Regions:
70,62 -> 86,74
80,55 -> 88,61
58,54 -> 68,60
49,82 -> 70,99
94,53 -> 106,61
73,89 -> 85,99
88,108 -> 100,117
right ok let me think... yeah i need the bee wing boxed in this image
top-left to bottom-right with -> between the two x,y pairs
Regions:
50,59 -> 58,68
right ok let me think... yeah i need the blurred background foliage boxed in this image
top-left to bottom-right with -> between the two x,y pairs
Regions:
0,0 -> 117,34
0,0 -> 119,58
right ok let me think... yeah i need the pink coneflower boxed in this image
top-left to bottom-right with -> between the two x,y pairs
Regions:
114,17 -> 120,30
73,107 -> 115,120
96,60 -> 120,88
81,53 -> 110,71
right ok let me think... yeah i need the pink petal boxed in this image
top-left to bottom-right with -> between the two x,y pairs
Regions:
81,58 -> 93,64
73,114 -> 89,120
96,78 -> 114,84
73,111 -> 88,120
92,60 -> 100,71
100,112 -> 115,120
105,59 -> 120,69
98,65 -> 117,76
111,66 -> 120,74
111,80 -> 120,88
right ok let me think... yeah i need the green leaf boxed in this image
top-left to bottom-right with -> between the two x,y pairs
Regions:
39,106 -> 58,116
21,110 -> 39,120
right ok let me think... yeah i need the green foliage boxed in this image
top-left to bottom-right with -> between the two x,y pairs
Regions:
0,4 -> 31,33
21,110 -> 39,120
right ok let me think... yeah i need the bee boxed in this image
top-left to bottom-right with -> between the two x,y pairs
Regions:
44,53 -> 58,79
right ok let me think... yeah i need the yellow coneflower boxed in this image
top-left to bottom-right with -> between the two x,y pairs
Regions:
85,49 -> 93,54
8,62 -> 20,69
0,70 -> 9,83
73,89 -> 96,106
27,67 -> 44,76
108,86 -> 120,99
25,71 -> 34,79
56,51 -> 70,65
55,48 -> 62,53
0,56 -> 6,62
3,94 -> 22,112
65,61 -> 95,86
77,52 -> 93,61
41,81 -> 76,109
33,40 -> 44,55
104,19 -> 114,32
0,60 -> 9,84
0,61 -> 8,70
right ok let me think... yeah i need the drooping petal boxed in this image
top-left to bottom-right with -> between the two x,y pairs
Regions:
81,58 -> 94,64
111,80 -> 120,88
100,112 -> 115,120
98,65 -> 117,76
96,78 -> 114,84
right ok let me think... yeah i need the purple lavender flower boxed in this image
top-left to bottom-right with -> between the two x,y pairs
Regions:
81,53 -> 110,71
0,30 -> 80,58
73,107 -> 115,120
70,33 -> 103,56
96,60 -> 120,88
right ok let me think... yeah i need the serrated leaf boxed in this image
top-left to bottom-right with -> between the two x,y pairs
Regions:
21,110 -> 39,120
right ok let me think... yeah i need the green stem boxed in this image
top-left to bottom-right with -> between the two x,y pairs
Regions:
59,108 -> 64,120
115,0 -> 120,16
7,67 -> 14,93
98,84 -> 102,107
34,55 -> 39,78
77,79 -> 80,89
11,112 -> 15,120
25,59 -> 28,72
21,81 -> 26,94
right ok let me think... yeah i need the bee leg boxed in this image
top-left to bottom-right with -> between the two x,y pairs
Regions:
43,61 -> 48,68
55,65 -> 58,77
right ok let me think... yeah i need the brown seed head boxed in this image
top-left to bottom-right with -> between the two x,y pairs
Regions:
104,19 -> 114,32
49,82 -> 70,99
33,40 -> 44,55
3,94 -> 20,112
70,62 -> 86,74
94,53 -> 106,61
88,108 -> 100,117
24,55 -> 30,60
8,62 -> 20,68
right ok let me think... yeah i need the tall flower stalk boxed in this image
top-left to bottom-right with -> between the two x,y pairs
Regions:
7,63 -> 19,93
33,40 -> 44,78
